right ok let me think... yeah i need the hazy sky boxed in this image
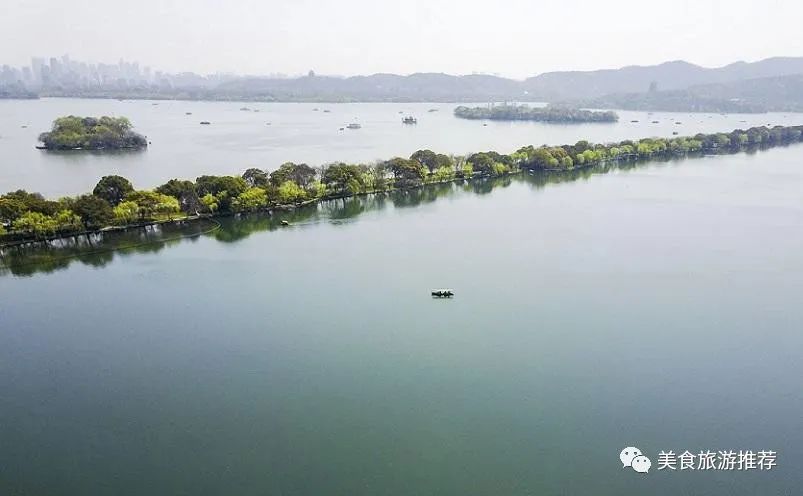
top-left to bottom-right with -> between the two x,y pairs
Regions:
2,0 -> 802,78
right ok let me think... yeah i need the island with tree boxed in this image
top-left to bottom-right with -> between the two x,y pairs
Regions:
3,124 -> 801,244
37,116 -> 148,151
453,104 -> 618,123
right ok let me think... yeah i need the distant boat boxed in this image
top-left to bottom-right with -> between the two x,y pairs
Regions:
240,107 -> 251,111
200,121 -> 211,125
185,112 -> 192,115
280,220 -> 290,226
428,108 -> 439,112
313,108 -> 319,111
651,120 -> 659,123
398,111 -> 404,114
482,123 -> 488,126
675,122 -> 682,125
21,125 -> 27,128
630,120 -> 639,123
323,109 -> 331,113
346,123 -> 361,129
431,289 -> 454,298
266,122 -> 272,126
339,127 -> 344,131
402,116 -> 417,124
672,131 -> 679,135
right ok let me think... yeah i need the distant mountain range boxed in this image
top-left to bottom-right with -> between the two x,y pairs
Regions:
576,71 -> 803,113
211,73 -> 522,102
208,57 -> 803,111
523,57 -> 803,100
5,56 -> 803,111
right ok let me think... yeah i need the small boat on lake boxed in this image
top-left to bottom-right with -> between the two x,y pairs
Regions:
431,289 -> 454,298
280,220 -> 290,226
402,116 -> 417,124
200,121 -> 211,125
346,123 -> 361,129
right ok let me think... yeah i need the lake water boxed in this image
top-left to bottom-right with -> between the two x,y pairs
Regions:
1,99 -> 803,496
0,98 -> 800,196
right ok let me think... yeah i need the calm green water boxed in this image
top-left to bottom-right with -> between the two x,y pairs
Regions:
1,147 -> 802,495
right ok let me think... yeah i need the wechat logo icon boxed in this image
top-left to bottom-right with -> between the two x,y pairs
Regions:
620,446 -> 651,474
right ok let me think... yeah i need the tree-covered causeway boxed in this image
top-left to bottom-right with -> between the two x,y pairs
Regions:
2,124 -> 801,243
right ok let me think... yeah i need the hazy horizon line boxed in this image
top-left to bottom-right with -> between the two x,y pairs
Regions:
8,53 -> 803,82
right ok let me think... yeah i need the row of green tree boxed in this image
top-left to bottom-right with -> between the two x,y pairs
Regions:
3,124 -> 803,241
38,116 -> 148,150
512,125 -> 803,170
454,104 -> 619,123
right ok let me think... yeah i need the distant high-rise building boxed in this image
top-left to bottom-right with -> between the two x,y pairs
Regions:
40,64 -> 51,85
49,57 -> 60,78
31,57 -> 44,84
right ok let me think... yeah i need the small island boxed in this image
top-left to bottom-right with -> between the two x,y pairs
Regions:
454,104 -> 618,123
37,116 -> 148,151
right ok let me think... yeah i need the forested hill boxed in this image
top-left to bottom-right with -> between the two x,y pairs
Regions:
522,57 -> 803,100
211,73 -> 523,102
572,73 -> 803,113
210,57 -> 803,103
